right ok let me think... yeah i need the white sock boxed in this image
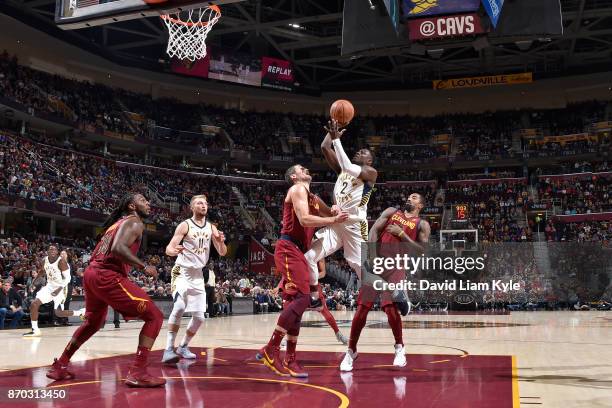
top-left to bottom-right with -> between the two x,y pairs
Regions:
180,332 -> 194,348
73,308 -> 85,317
180,315 -> 203,347
166,331 -> 177,351
31,321 -> 39,331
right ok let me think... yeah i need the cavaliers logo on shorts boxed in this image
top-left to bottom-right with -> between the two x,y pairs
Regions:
137,300 -> 148,314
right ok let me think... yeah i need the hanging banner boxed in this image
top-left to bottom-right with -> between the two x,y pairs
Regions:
261,57 -> 294,91
249,238 -> 275,275
408,13 -> 486,40
433,72 -> 532,90
402,0 -> 481,18
481,0 -> 505,28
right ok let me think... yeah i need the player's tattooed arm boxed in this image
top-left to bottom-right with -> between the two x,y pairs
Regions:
211,224 -> 228,256
390,219 -> 430,253
290,185 -> 348,227
369,207 -> 398,243
111,218 -> 147,270
165,221 -> 188,257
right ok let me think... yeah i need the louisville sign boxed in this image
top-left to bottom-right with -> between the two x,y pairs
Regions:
433,72 -> 532,90
408,13 -> 485,40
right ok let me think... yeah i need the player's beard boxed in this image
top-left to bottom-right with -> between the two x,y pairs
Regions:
405,202 -> 415,212
135,208 -> 149,219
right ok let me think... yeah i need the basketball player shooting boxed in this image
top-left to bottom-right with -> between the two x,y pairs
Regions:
257,164 -> 348,378
162,195 -> 227,364
47,193 -> 166,387
340,193 -> 431,372
304,117 -> 377,307
23,246 -> 84,337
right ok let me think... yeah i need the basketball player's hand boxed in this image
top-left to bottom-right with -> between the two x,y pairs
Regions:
174,245 -> 185,254
386,224 -> 404,237
330,204 -> 341,216
144,265 -> 158,278
214,230 -> 226,243
333,211 -> 349,224
324,119 -> 346,140
60,250 -> 68,261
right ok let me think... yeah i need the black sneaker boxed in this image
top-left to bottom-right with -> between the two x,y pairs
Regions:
308,297 -> 323,311
114,323 -> 120,328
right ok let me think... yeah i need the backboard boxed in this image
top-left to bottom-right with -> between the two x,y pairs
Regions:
55,0 -> 242,29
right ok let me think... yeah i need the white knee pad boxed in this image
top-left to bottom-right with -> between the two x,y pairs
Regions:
305,238 -> 326,286
168,295 -> 186,325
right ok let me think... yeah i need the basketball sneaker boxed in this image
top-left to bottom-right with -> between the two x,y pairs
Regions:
125,365 -> 166,388
393,344 -> 407,367
339,349 -> 358,372
283,355 -> 308,378
23,329 -> 41,337
161,349 -> 181,365
335,331 -> 348,345
176,345 -> 196,359
258,346 -> 289,377
46,358 -> 75,381
308,297 -> 323,311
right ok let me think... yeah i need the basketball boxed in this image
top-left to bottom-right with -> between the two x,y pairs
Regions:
330,99 -> 355,126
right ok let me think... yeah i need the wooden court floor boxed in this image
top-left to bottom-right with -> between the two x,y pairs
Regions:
1,311 -> 610,407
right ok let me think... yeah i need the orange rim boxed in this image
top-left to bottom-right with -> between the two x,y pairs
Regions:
161,5 -> 221,27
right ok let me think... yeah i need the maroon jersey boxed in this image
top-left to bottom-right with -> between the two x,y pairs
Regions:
380,210 -> 421,248
280,188 -> 320,251
89,215 -> 141,276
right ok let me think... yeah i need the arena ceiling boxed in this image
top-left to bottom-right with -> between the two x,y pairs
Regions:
2,0 -> 612,92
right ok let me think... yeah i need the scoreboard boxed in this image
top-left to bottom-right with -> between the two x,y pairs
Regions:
452,204 -> 469,225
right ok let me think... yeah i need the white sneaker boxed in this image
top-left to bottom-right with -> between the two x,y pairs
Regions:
23,329 -> 42,337
161,349 -> 180,364
176,345 -> 197,359
335,331 -> 348,345
340,349 -> 357,372
393,344 -> 407,367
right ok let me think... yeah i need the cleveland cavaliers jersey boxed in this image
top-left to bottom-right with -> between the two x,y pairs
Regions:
333,172 -> 374,222
176,218 -> 213,270
44,256 -> 69,287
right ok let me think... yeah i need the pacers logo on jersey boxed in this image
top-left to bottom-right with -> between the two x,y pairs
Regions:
190,230 -> 210,255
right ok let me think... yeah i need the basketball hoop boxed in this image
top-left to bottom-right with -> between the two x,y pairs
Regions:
161,5 -> 221,61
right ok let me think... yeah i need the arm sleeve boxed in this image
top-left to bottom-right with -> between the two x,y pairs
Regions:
332,139 -> 361,177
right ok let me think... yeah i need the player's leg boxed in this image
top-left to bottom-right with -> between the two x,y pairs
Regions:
341,221 -> 367,281
259,243 -> 311,376
340,288 -> 375,372
282,327 -> 307,378
382,303 -> 406,367
104,276 -> 165,387
47,271 -> 108,380
175,273 -> 207,359
162,292 -> 185,363
317,286 -> 348,344
304,226 -> 342,306
23,296 -> 44,336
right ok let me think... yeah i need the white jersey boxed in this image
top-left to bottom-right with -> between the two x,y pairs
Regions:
333,172 -> 374,222
43,256 -> 69,288
176,218 -> 213,270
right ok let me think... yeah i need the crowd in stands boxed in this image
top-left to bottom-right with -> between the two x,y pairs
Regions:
537,174 -> 611,214
1,51 -> 610,163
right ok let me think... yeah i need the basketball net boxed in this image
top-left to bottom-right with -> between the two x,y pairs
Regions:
161,5 -> 221,61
